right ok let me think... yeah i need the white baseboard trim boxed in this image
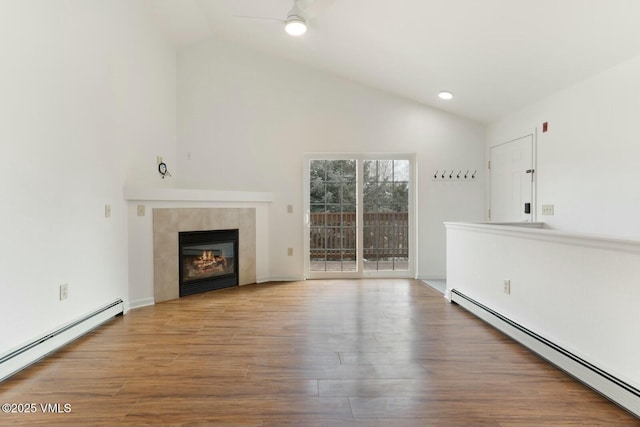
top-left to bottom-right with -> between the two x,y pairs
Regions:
451,289 -> 640,418
128,298 -> 155,310
417,275 -> 446,281
0,299 -> 124,382
266,276 -> 306,282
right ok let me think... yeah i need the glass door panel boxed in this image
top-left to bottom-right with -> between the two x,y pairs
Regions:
363,160 -> 409,271
309,160 -> 357,272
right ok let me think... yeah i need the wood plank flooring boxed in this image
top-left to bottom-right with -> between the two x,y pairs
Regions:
0,279 -> 637,426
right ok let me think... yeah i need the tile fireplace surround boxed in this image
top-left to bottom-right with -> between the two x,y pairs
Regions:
124,187 -> 272,307
153,208 -> 256,303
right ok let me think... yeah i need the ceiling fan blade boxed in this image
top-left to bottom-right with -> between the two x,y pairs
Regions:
233,15 -> 283,23
295,0 -> 336,19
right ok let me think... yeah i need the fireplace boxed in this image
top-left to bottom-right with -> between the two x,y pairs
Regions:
179,229 -> 239,297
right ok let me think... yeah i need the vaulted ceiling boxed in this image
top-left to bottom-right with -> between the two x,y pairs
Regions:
145,0 -> 640,123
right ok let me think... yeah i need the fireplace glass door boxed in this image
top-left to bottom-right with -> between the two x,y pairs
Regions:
179,229 -> 238,296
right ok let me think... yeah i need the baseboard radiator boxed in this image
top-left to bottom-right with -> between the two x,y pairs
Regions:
0,299 -> 124,382
450,289 -> 640,418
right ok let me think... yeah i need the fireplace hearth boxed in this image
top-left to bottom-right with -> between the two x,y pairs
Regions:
179,229 -> 238,297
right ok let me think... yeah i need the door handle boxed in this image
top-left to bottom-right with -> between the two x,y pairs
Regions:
525,169 -> 535,174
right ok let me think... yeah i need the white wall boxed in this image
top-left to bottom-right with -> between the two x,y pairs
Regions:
487,54 -> 640,238
474,52 -> 640,405
0,1 -> 176,353
176,38 -> 485,280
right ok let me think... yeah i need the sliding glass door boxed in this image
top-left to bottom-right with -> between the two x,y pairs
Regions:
304,155 -> 414,278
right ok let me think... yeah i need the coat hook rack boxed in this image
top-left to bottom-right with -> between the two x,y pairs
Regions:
432,168 -> 478,181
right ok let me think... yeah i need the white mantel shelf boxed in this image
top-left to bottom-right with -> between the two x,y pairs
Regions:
124,187 -> 274,203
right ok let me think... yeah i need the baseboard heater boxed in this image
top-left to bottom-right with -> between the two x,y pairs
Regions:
450,289 -> 640,418
0,299 -> 124,382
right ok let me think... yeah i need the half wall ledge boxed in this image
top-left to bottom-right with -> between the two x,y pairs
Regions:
445,220 -> 640,418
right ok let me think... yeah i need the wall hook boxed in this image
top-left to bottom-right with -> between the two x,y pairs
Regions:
464,170 -> 469,179
434,170 -> 439,179
441,170 -> 446,179
472,170 -> 477,179
449,171 -> 453,179
457,170 -> 461,179
158,162 -> 171,179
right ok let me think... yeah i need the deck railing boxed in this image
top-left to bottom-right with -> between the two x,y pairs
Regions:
310,212 -> 408,259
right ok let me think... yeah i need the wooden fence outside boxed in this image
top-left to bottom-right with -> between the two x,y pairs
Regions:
310,212 -> 408,259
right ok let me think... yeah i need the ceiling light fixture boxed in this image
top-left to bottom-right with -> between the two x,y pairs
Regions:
439,91 -> 454,100
285,15 -> 307,36
284,1 -> 307,36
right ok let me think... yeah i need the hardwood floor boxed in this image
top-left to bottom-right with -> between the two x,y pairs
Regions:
1,279 -> 637,426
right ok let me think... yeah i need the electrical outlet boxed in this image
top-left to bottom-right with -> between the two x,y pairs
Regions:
104,204 -> 111,218
542,204 -> 554,216
503,280 -> 511,295
59,283 -> 69,301
287,248 -> 293,256
137,204 -> 145,217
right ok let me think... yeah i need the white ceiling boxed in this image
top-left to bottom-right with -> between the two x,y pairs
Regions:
145,0 -> 640,123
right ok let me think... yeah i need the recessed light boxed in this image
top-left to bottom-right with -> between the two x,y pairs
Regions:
438,91 -> 454,100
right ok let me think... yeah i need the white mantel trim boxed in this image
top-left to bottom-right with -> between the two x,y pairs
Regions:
444,221 -> 640,254
123,187 -> 273,203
